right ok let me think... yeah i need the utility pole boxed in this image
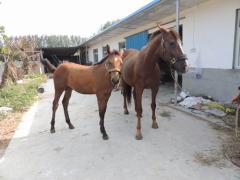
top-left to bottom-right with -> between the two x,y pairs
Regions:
174,0 -> 180,105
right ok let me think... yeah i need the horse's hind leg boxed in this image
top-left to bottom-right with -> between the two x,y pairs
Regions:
62,87 -> 74,130
51,88 -> 64,133
97,92 -> 111,140
121,79 -> 129,114
134,86 -> 144,140
151,86 -> 159,129
123,95 -> 129,114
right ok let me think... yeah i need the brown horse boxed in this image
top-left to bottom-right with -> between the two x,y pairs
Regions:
42,46 -> 123,140
121,27 -> 188,140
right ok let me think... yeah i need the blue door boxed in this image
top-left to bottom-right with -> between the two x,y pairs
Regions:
125,31 -> 148,50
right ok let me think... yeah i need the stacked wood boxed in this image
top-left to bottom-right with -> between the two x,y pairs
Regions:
0,37 -> 42,88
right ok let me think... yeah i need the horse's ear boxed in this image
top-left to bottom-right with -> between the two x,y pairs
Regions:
106,44 -> 111,54
157,23 -> 161,29
157,24 -> 168,34
119,49 -> 124,58
159,28 -> 168,34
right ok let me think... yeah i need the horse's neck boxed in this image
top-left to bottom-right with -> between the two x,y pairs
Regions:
93,63 -> 112,86
141,35 -> 162,68
94,62 -> 107,73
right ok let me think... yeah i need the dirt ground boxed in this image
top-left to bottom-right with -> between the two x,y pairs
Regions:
0,80 -> 239,180
0,113 -> 23,157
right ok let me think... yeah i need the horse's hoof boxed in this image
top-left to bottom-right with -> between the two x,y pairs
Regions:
124,110 -> 129,115
102,134 -> 109,140
152,122 -> 159,129
50,129 -> 55,133
135,134 -> 143,140
69,124 -> 75,130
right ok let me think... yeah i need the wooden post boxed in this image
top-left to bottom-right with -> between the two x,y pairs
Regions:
236,107 -> 240,137
39,50 -> 44,60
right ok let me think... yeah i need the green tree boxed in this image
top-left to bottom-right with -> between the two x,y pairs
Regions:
98,19 -> 119,33
5,35 -> 86,48
0,26 -> 8,53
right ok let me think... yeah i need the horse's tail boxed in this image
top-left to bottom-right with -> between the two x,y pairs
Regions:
122,80 -> 132,105
41,58 -> 57,73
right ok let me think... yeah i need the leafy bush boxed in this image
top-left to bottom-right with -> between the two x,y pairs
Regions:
0,74 -> 46,111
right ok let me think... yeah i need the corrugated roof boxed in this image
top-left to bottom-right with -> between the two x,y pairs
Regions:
80,0 -> 209,47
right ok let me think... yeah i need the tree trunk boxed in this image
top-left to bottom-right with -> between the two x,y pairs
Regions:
0,62 -> 18,88
22,57 -> 29,75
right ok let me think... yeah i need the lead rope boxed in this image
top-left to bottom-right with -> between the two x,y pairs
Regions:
161,34 -> 183,91
170,65 -> 182,90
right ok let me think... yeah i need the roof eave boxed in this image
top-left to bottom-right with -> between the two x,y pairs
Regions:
79,0 -> 162,47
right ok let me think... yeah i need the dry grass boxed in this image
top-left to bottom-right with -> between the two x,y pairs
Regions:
209,123 -> 232,134
193,151 -> 225,167
222,114 -> 235,127
0,112 -> 23,157
209,122 -> 240,167
222,135 -> 240,167
210,121 -> 240,167
194,152 -> 219,166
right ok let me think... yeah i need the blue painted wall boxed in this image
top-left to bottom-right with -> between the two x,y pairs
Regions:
125,31 -> 148,50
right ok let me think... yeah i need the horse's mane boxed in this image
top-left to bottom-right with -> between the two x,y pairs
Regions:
149,29 -> 180,41
149,30 -> 162,41
169,30 -> 180,40
93,55 -> 109,65
93,50 -> 120,65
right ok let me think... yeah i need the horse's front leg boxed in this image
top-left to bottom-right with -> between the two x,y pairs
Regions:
123,94 -> 129,114
121,79 -> 129,114
151,86 -> 159,129
134,86 -> 144,140
97,92 -> 111,140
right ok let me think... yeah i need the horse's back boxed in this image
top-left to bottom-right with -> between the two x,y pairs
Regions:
122,49 -> 139,62
53,63 -> 95,93
54,63 -> 92,78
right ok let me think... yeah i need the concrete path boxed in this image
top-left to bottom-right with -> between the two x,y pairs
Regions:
0,80 -> 239,180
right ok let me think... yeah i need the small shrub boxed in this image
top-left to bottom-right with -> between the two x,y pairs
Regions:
0,74 -> 46,111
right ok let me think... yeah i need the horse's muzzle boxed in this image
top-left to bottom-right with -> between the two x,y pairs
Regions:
110,70 -> 121,85
171,54 -> 188,74
111,78 -> 119,85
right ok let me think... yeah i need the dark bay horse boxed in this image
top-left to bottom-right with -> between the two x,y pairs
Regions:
121,27 -> 188,140
42,46 -> 123,140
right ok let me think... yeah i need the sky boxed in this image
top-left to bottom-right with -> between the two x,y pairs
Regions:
0,0 -> 153,38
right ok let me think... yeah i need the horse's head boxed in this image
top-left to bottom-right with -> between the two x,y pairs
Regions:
153,27 -> 188,74
105,45 -> 123,85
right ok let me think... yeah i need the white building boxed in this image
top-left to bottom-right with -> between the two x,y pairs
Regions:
79,0 -> 240,102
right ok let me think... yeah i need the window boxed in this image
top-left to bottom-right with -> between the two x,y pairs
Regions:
93,49 -> 98,63
102,46 -> 108,57
118,41 -> 125,51
234,9 -> 240,68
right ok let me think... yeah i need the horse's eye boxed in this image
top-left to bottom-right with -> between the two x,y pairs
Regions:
107,62 -> 112,68
170,42 -> 176,48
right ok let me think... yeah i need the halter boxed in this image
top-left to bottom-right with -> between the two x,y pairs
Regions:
161,36 -> 165,56
105,63 -> 121,74
170,55 -> 188,65
160,35 -> 187,65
